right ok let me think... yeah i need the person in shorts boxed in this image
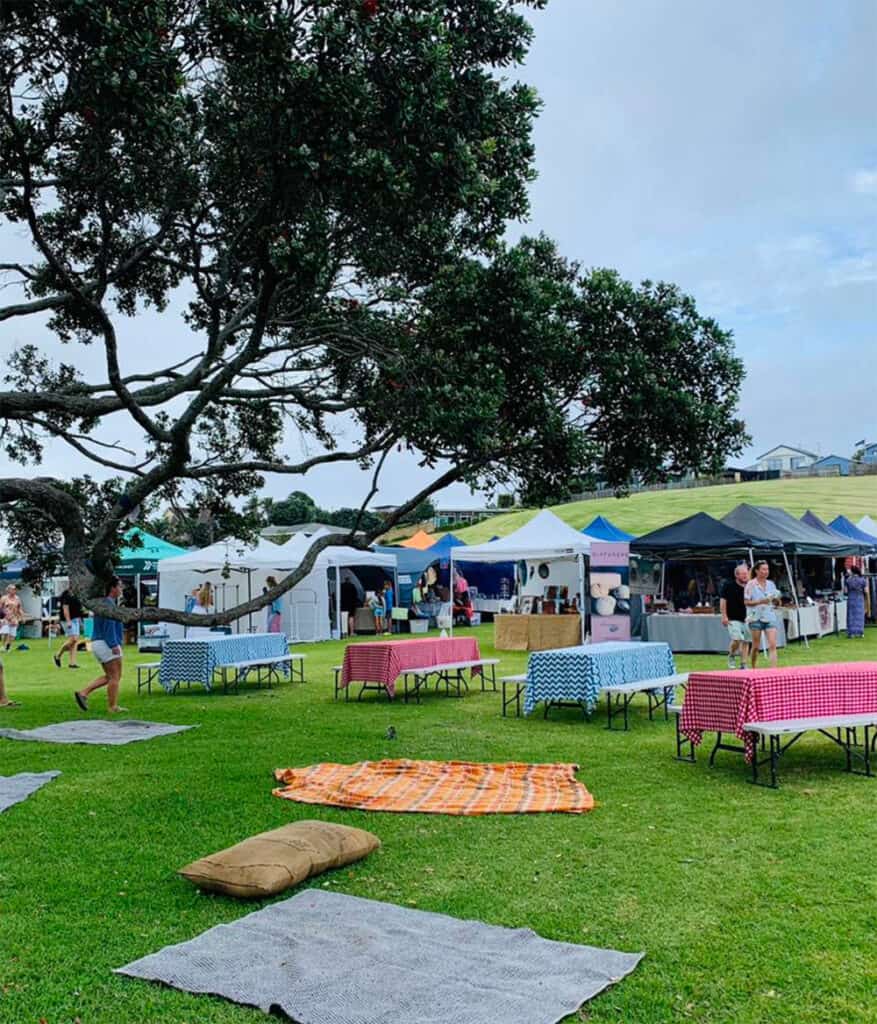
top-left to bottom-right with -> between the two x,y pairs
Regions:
0,584 -> 24,652
54,587 -> 84,669
745,561 -> 781,668
75,576 -> 126,714
720,563 -> 751,669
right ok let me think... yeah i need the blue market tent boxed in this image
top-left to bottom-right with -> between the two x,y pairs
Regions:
0,557 -> 29,581
799,511 -> 870,555
582,515 -> 634,542
827,515 -> 877,549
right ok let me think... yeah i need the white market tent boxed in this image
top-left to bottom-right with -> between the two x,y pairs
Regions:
451,510 -> 596,643
157,533 -> 396,641
858,515 -> 877,537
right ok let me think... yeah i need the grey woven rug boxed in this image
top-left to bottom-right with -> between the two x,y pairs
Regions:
0,720 -> 192,746
117,889 -> 643,1024
0,771 -> 61,813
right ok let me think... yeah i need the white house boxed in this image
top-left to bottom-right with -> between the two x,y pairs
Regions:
752,445 -> 819,473
860,441 -> 877,465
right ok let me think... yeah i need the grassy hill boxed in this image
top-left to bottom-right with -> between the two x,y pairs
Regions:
452,476 -> 877,543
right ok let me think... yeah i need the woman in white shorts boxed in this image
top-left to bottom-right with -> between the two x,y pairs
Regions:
744,561 -> 781,668
74,577 -> 126,714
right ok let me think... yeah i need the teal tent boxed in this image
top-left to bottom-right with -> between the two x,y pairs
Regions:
116,529 -> 186,576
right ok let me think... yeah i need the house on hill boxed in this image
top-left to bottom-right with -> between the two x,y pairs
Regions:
811,454 -> 855,476
752,444 -> 818,473
860,442 -> 877,465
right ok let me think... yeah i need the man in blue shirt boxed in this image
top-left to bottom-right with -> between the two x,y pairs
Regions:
75,576 -> 126,713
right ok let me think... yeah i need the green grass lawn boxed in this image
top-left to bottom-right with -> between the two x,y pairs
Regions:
452,476 -> 877,542
1,626 -> 876,1023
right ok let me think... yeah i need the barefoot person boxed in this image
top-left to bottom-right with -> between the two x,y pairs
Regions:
0,658 -> 20,708
745,561 -> 781,668
75,577 -> 127,713
720,563 -> 751,669
0,584 -> 24,652
54,586 -> 83,669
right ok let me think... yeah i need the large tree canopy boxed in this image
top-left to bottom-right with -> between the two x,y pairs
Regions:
0,0 -> 746,624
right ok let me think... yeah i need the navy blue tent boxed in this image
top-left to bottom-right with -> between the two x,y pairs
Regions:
828,515 -> 877,549
582,515 -> 634,542
799,511 -> 870,555
0,558 -> 29,581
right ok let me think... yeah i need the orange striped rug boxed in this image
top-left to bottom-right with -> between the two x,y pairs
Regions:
272,759 -> 594,815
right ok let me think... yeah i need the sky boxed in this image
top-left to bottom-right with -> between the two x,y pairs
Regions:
1,0 -> 875,514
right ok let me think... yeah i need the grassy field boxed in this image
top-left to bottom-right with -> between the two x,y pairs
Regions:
451,476 -> 877,543
1,627 -> 876,1023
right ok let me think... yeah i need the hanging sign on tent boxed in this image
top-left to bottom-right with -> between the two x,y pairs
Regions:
589,542 -> 631,644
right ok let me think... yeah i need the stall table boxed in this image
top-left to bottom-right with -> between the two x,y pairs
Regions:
644,613 -> 786,653
681,662 -> 877,761
781,602 -> 843,640
159,633 -> 290,693
494,613 -> 582,652
525,640 -> 675,717
340,636 -> 482,700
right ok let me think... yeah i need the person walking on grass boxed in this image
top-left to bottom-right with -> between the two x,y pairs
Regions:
0,658 -> 20,708
720,563 -> 751,669
745,561 -> 781,668
0,584 -> 24,652
75,576 -> 126,714
54,586 -> 84,670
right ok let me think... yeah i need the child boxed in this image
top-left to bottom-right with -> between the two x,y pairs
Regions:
366,591 -> 385,634
382,580 -> 395,635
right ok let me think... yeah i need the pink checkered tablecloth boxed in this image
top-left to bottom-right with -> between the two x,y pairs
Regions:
341,637 -> 482,699
681,662 -> 877,760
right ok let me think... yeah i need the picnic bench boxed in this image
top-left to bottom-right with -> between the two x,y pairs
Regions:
603,673 -> 689,731
218,653 -> 305,693
137,661 -> 162,694
744,714 -> 876,788
400,658 -> 499,704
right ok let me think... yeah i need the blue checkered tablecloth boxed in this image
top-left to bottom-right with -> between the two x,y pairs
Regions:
159,633 -> 290,692
524,641 -> 675,715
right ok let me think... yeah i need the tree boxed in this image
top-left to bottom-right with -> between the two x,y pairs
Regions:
268,491 -> 320,527
0,1 -> 746,627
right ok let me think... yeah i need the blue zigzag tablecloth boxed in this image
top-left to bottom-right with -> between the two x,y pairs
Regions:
524,641 -> 675,716
159,633 -> 290,693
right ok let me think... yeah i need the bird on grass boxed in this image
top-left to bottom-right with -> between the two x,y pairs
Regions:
385,725 -> 397,741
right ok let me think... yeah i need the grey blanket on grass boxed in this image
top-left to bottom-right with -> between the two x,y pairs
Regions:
0,720 -> 192,746
0,771 -> 61,813
117,888 -> 643,1024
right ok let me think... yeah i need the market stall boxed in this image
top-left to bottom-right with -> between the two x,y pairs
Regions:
631,512 -> 785,653
452,510 -> 592,650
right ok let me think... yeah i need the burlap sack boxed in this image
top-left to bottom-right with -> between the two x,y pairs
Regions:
179,820 -> 380,899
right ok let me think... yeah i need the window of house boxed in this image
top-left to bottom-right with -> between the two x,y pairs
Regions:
767,458 -> 783,471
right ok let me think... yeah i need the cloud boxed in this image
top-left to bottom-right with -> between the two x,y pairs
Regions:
850,169 -> 877,194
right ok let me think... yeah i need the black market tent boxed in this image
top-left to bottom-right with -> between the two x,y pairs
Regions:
630,512 -> 782,561
799,511 -> 871,556
722,504 -> 856,556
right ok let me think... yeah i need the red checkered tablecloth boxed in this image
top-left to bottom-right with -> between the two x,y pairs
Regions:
681,662 -> 877,760
341,637 -> 482,699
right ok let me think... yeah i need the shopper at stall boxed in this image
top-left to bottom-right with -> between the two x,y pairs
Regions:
0,584 -> 24,652
844,566 -> 867,638
744,561 -> 781,668
75,576 -> 126,713
340,577 -> 359,636
720,564 -> 751,669
366,590 -> 385,634
382,579 -> 395,635
265,576 -> 283,632
54,587 -> 83,669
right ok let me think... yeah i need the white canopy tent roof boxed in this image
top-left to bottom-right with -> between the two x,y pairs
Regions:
156,536 -> 296,574
453,509 -> 596,563
857,515 -> 877,538
279,529 -> 396,571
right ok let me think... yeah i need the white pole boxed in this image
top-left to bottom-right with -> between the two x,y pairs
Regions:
578,552 -> 586,644
449,551 -> 454,636
782,549 -> 808,649
336,564 -> 342,639
659,561 -> 666,601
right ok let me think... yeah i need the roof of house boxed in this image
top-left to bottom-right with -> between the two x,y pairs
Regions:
756,444 -> 819,460
811,454 -> 852,466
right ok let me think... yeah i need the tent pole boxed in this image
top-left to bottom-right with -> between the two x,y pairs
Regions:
247,570 -> 252,634
336,564 -> 342,640
659,561 -> 666,602
832,557 -> 838,634
136,573 -> 141,641
449,552 -> 454,637
578,552 -> 586,644
782,549 -> 808,649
